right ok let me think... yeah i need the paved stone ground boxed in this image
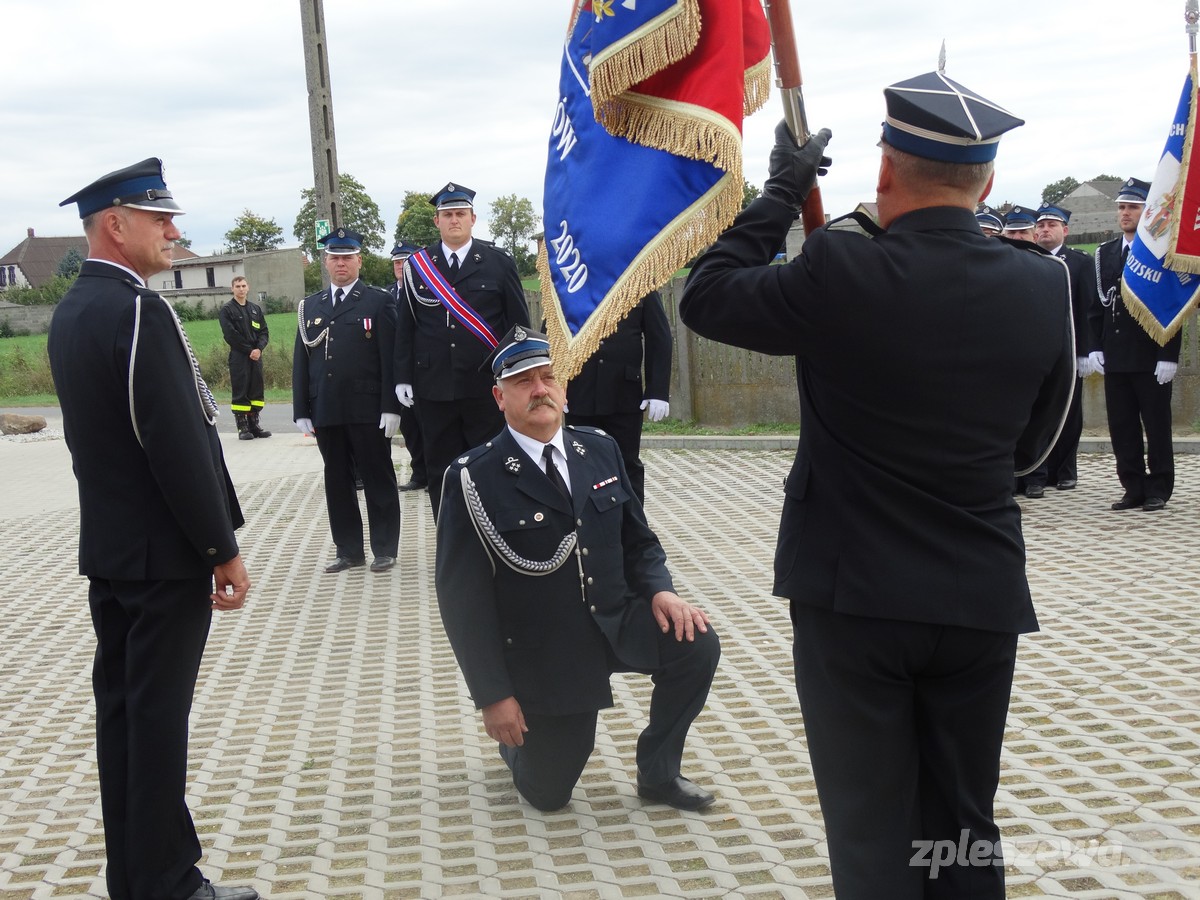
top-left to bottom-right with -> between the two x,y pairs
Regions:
0,427 -> 1198,899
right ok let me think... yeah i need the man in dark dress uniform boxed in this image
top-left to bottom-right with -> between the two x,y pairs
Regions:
564,290 -> 672,504
293,229 -> 402,572
393,182 -> 530,519
218,275 -> 271,440
680,69 -> 1074,899
387,241 -> 428,491
49,159 -> 257,900
436,327 -> 720,813
1029,204 -> 1097,491
1087,178 -> 1182,512
975,204 -> 1003,236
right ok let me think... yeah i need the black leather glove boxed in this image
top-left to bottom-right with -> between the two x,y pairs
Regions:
762,121 -> 832,211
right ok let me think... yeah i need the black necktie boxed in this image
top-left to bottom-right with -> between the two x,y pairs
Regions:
448,253 -> 459,274
542,444 -> 570,501
334,287 -> 344,306
1121,244 -> 1130,264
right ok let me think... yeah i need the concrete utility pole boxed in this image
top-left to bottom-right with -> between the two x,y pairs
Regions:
299,0 -> 342,257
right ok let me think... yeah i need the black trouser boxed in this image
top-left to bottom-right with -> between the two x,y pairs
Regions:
500,625 -> 720,811
398,404 -> 427,484
416,396 -> 504,520
315,422 -> 400,558
792,604 -> 1017,900
1042,373 -> 1082,485
1104,371 -> 1174,501
227,352 -> 264,414
565,410 -> 646,504
89,577 -> 211,900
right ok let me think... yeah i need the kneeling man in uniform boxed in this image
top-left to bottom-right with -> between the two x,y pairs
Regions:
435,327 -> 720,812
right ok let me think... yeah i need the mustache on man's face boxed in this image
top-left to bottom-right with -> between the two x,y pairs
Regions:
527,396 -> 558,412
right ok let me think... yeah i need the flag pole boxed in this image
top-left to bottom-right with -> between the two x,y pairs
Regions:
763,0 -> 825,235
1187,0 -> 1198,59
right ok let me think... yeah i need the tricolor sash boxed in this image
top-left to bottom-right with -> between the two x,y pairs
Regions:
409,248 -> 500,350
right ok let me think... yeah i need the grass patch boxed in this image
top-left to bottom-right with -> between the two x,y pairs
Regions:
644,420 -> 799,436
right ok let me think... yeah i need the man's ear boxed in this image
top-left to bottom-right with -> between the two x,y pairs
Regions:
492,383 -> 505,411
978,171 -> 995,204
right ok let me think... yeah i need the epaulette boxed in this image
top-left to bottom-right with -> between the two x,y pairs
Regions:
452,440 -> 498,468
566,423 -> 608,438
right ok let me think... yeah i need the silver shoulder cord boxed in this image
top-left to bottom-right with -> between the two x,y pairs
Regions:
296,297 -> 330,351
460,466 -> 578,576
1015,251 -> 1076,477
404,257 -> 444,308
1096,248 -> 1119,310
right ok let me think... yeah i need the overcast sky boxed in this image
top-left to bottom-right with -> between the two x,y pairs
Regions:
4,1 -> 1194,256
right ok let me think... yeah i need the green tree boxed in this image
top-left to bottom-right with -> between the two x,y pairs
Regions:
56,247 -> 84,279
1041,177 -> 1080,206
488,194 -> 538,277
394,189 -> 440,248
1090,174 -> 1122,182
742,178 -> 760,210
224,209 -> 285,253
360,252 -> 395,288
294,173 -> 386,257
175,234 -> 193,249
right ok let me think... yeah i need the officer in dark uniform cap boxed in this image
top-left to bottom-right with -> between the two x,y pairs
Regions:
1002,204 -> 1037,241
1031,202 -> 1100,491
294,228 -> 403,573
50,158 -> 258,900
436,325 -> 720,813
388,241 -> 428,491
1087,177 -> 1181,511
681,63 -> 1073,898
975,204 -> 1003,236
393,181 -> 530,519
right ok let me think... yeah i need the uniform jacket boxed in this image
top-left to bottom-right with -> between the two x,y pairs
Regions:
1054,245 -> 1097,357
394,241 -> 530,402
218,297 -> 269,356
435,425 -> 675,716
566,291 -> 672,416
1088,238 -> 1182,371
680,199 -> 1076,635
48,260 -> 243,580
293,280 -> 401,426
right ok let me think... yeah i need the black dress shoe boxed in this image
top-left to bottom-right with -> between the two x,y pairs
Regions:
323,556 -> 365,573
1055,479 -> 1077,490
369,555 -> 396,572
1111,494 -> 1144,511
1142,497 -> 1166,511
636,774 -> 715,811
187,880 -> 259,900
1024,484 -> 1045,499
398,478 -> 427,492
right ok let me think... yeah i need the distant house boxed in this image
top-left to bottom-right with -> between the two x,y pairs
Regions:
156,247 -> 306,312
0,228 -> 88,291
1060,179 -> 1124,244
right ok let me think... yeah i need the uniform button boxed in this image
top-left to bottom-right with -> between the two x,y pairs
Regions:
519,519 -> 526,526
581,547 -> 588,556
586,577 -> 593,585
610,496 -> 617,503
206,548 -> 217,556
576,519 -> 583,527
506,638 -> 513,646
451,343 -> 456,348
589,605 -> 597,613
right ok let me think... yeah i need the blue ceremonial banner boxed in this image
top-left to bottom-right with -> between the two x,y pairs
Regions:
1122,63 -> 1200,345
538,0 -> 770,382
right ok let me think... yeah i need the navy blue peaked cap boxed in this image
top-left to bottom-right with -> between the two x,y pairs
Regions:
1117,178 -> 1150,203
319,228 -> 364,255
1036,203 -> 1070,223
975,205 -> 1003,232
882,71 -> 1024,163
431,182 -> 476,210
1003,206 -> 1037,230
390,241 -> 420,259
59,157 -> 184,219
490,325 -> 551,380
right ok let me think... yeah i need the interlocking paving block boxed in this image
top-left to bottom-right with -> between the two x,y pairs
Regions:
0,445 -> 1198,897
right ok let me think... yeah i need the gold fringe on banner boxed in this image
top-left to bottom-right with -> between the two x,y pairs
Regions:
540,168 -> 743,386
743,53 -> 771,116
598,92 -> 745,172
1120,279 -> 1195,346
590,0 -> 701,109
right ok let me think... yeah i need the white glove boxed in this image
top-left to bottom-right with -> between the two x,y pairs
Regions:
379,412 -> 401,438
1076,356 -> 1091,378
295,418 -> 314,435
640,398 -> 670,422
1088,351 -> 1105,375
1155,361 -> 1178,384
395,384 -> 414,408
